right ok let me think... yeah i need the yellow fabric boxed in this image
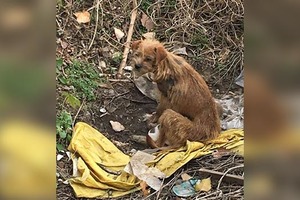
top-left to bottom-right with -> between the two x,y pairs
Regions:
68,122 -> 244,198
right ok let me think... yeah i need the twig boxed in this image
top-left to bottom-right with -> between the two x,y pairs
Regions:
199,168 -> 244,185
123,97 -> 155,104
72,99 -> 85,128
88,0 -> 101,51
216,164 -> 244,190
108,78 -> 131,82
117,0 -> 138,78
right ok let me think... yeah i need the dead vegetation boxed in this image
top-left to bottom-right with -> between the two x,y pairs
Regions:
56,0 -> 244,199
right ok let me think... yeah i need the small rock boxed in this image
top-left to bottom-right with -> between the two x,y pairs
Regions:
124,66 -> 133,71
100,108 -> 107,113
110,121 -> 125,132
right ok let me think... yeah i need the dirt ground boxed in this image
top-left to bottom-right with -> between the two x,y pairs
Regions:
56,0 -> 244,199
57,79 -> 244,200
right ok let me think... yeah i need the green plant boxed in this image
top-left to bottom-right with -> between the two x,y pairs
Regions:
57,59 -> 102,101
191,30 -> 208,45
140,0 -> 153,12
56,110 -> 72,141
62,92 -> 81,109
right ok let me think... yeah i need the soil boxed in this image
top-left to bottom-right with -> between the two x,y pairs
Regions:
57,78 -> 244,200
77,81 -> 157,153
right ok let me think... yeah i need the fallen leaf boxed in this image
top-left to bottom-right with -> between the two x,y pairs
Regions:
74,11 -> 90,24
172,47 -> 188,55
142,32 -> 155,39
181,173 -> 192,181
114,27 -> 125,42
212,148 -> 231,158
99,60 -> 106,69
110,121 -> 125,132
194,178 -> 211,192
141,12 -> 154,31
140,181 -> 149,197
60,40 -> 68,49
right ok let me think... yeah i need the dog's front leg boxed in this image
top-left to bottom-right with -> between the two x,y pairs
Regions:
147,96 -> 169,128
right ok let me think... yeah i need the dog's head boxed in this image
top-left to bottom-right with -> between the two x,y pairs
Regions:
130,39 -> 167,77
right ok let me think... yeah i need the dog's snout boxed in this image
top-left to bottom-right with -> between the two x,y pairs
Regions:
135,64 -> 142,69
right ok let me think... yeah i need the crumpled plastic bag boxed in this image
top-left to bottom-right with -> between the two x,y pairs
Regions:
68,122 -> 243,198
216,94 -> 244,129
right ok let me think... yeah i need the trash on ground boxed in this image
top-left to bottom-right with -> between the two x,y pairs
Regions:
172,178 -> 199,197
57,154 -> 64,161
181,173 -> 193,181
194,177 -> 211,192
67,122 -> 243,198
235,69 -> 244,87
134,73 -> 160,101
124,151 -> 166,191
146,124 -> 160,148
215,94 -> 244,129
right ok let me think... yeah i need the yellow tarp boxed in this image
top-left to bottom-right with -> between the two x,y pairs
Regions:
68,122 -> 244,198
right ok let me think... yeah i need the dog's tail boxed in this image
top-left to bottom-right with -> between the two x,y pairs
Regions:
158,109 -> 220,147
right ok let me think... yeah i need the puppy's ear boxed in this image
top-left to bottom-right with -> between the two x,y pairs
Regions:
154,46 -> 167,64
131,40 -> 141,50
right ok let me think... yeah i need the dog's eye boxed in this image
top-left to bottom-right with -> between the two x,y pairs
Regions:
144,56 -> 153,62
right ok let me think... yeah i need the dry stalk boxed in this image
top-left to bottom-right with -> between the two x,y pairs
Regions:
117,0 -> 138,78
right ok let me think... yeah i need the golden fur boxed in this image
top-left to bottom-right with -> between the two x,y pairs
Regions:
131,39 -> 220,148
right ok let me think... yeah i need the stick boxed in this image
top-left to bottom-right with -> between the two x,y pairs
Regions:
88,0 -> 101,51
216,165 -> 244,190
199,167 -> 244,186
72,99 -> 85,128
116,0 -> 138,78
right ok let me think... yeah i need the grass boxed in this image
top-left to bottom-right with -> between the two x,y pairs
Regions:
56,58 -> 104,101
56,58 -> 105,149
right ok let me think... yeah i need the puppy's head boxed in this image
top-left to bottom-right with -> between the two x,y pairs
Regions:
130,39 -> 167,77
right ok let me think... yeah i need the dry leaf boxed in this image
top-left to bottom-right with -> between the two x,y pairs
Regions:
99,60 -> 106,69
114,27 -> 125,42
141,12 -> 154,31
195,178 -> 211,192
142,32 -> 156,39
212,148 -> 231,158
172,47 -> 188,55
140,181 -> 149,197
110,121 -> 125,132
74,11 -> 90,24
60,40 -> 68,49
181,173 -> 192,181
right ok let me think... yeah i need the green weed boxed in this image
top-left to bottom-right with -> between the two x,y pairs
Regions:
56,59 -> 103,101
56,110 -> 72,141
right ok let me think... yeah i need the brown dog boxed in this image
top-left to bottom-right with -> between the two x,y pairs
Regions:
131,39 -> 220,148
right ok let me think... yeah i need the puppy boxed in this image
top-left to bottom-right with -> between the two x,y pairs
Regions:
131,39 -> 220,148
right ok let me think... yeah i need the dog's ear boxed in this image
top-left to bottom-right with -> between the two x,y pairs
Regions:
131,40 -> 141,50
154,46 -> 167,64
